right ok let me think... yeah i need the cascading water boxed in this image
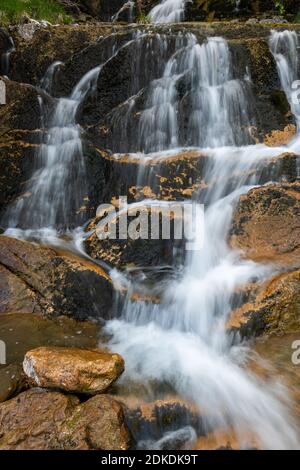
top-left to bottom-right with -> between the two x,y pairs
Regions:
3,64 -> 100,231
0,34 -> 15,77
149,0 -> 186,24
270,30 -> 300,129
104,33 -> 300,449
2,24 -> 300,449
138,34 -> 253,153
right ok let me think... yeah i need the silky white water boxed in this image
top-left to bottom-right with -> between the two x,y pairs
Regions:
270,30 -> 300,129
149,0 -> 186,24
104,33 -> 300,449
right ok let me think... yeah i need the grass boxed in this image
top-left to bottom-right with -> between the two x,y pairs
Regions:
0,0 -> 72,26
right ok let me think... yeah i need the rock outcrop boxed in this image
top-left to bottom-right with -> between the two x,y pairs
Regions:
0,236 -> 113,320
228,269 -> 300,337
0,388 -> 130,449
23,346 -> 125,394
230,182 -> 300,268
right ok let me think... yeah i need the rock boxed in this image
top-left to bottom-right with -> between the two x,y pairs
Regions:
85,201 -> 185,270
0,364 -> 27,403
9,23 -> 116,86
230,182 -> 300,268
121,397 -> 201,447
60,394 -> 131,450
0,236 -> 113,320
265,124 -> 297,147
228,269 -> 300,338
23,346 -> 125,394
0,388 -> 130,450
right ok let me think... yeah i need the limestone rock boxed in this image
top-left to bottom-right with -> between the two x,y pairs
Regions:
23,346 -> 125,394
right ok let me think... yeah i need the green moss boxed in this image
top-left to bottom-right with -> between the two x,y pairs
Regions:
0,0 -> 72,26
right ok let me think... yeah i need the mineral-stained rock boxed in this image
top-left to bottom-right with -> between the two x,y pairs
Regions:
0,388 -> 130,449
0,236 -> 113,320
23,346 -> 125,394
230,182 -> 300,268
228,269 -> 300,338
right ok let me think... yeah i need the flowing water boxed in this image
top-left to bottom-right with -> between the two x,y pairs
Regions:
270,30 -> 300,129
104,32 -> 300,448
0,35 -> 15,77
149,0 -> 186,24
3,26 -> 300,449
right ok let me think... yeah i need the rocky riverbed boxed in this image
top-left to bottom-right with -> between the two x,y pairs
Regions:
1,0 -> 300,451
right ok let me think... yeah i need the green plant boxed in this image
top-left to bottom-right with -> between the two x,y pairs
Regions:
137,11 -> 150,24
0,0 -> 72,26
274,0 -> 285,16
295,11 -> 300,23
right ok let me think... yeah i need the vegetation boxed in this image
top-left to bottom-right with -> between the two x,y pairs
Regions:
295,11 -> 300,23
274,1 -> 285,15
0,0 -> 72,26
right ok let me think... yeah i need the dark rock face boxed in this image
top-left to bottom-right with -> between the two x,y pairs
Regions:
185,0 -> 299,21
0,389 -> 131,449
0,236 -> 113,321
9,24 -> 115,87
0,79 -> 47,218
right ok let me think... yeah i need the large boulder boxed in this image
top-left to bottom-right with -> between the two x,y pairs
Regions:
23,346 -> 125,394
230,182 -> 300,268
0,389 -> 130,449
0,236 -> 113,320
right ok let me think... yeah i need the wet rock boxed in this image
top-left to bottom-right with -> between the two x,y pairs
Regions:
0,79 -> 54,216
60,394 -> 131,450
0,236 -> 113,320
122,397 -> 202,448
0,364 -> 27,403
0,388 -> 130,450
23,346 -> 124,394
9,24 -> 116,86
228,269 -> 300,338
85,202 -> 185,270
265,124 -> 297,147
230,182 -> 300,268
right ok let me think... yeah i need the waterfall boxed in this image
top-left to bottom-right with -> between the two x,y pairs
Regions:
149,0 -> 186,24
105,34 -> 300,449
269,30 -> 300,129
4,64 -> 101,231
138,35 -> 253,153
0,35 -> 15,77
111,1 -> 135,23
